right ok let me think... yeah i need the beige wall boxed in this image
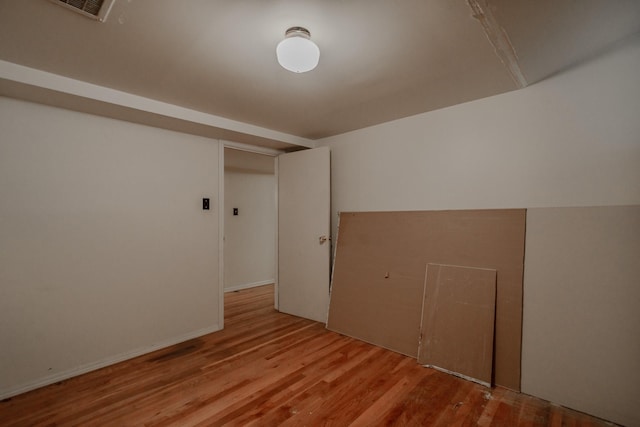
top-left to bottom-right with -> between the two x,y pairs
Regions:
523,206 -> 640,427
224,149 -> 276,291
0,97 -> 221,398
318,34 -> 640,425
319,33 -> 640,220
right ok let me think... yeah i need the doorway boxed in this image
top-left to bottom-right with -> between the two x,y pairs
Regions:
223,147 -> 277,294
219,144 -> 331,327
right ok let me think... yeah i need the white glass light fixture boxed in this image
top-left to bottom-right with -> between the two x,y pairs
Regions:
276,27 -> 320,73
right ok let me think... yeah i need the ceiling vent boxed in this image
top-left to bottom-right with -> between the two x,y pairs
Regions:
50,0 -> 116,22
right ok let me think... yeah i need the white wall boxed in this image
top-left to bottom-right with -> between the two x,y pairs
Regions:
224,150 -> 276,291
320,34 -> 640,220
318,33 -> 640,426
0,97 -> 221,398
523,206 -> 640,427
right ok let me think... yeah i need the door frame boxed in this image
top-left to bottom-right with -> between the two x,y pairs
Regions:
218,140 -> 284,329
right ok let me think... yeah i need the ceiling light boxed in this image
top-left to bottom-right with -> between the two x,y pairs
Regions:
276,27 -> 320,73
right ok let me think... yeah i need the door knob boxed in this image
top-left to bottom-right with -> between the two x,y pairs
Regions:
319,235 -> 328,244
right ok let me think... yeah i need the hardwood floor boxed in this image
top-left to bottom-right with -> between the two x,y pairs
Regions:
1,284 -> 615,426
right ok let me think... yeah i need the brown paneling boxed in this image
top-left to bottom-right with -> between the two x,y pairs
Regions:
327,209 -> 526,390
418,264 -> 496,386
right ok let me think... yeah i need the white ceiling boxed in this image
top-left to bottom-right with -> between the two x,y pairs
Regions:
1,0 -> 639,149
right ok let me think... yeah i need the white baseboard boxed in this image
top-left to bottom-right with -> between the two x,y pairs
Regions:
224,280 -> 274,293
0,324 -> 221,400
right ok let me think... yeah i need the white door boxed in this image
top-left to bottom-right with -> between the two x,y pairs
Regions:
278,146 -> 331,323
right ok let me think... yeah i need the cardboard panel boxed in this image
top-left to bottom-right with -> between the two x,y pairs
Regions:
327,209 -> 526,390
418,264 -> 496,386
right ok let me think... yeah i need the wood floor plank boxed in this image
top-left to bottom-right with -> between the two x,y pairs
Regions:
0,284 -> 618,426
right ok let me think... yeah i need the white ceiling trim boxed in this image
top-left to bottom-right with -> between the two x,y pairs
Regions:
0,60 -> 314,150
468,0 -> 528,89
222,140 -> 284,157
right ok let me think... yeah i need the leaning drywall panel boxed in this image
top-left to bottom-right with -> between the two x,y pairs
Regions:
327,209 -> 526,390
326,212 -> 423,355
418,264 -> 496,386
522,205 -> 640,427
